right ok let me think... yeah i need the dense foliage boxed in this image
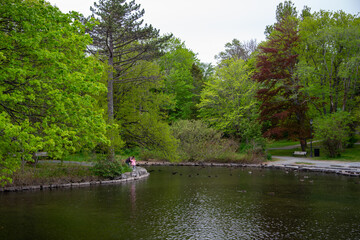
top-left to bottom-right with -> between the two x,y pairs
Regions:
254,9 -> 310,151
1,0 -> 359,185
313,111 -> 352,157
92,158 -> 131,179
0,0 -> 107,185
171,120 -> 239,162
254,1 -> 359,155
198,58 -> 261,143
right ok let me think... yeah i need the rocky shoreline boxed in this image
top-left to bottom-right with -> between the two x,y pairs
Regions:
0,167 -> 149,193
137,161 -> 360,177
2,160 -> 359,193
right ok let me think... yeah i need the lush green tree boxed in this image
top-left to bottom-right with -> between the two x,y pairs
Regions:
112,60 -> 179,161
88,0 -> 171,160
298,10 -> 360,115
0,0 -> 108,186
198,58 -> 261,143
254,9 -> 310,150
313,111 -> 352,157
158,38 -> 204,121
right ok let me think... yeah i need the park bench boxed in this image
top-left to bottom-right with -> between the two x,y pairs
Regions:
293,151 -> 307,157
32,152 -> 49,166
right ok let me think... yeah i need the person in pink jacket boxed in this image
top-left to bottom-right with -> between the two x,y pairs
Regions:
130,156 -> 136,170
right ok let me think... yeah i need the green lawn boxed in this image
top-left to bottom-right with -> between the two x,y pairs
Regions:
268,142 -> 360,162
267,139 -> 301,148
317,144 -> 360,162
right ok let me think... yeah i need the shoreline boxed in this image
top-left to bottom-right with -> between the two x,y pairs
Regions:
137,160 -> 360,177
0,167 -> 149,193
2,159 -> 360,193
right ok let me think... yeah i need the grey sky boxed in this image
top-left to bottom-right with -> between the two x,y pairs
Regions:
47,0 -> 359,64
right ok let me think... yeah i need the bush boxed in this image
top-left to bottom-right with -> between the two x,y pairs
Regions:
314,111 -> 352,158
91,158 -> 131,179
171,120 -> 239,162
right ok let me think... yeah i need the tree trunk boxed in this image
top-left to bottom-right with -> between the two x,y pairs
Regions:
107,31 -> 115,161
300,138 -> 307,151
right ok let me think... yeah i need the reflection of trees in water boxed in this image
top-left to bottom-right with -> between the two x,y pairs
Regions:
130,183 -> 136,216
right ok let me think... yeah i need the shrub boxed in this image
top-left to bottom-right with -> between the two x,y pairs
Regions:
171,120 -> 239,162
91,158 -> 131,179
314,111 -> 352,158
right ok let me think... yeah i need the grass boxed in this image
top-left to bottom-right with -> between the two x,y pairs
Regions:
268,141 -> 360,162
8,163 -> 101,187
316,144 -> 360,162
295,162 -> 315,165
267,139 -> 300,148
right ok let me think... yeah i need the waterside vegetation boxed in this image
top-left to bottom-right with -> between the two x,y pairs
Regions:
0,0 -> 359,186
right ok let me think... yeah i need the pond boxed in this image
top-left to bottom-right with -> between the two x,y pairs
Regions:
1,166 -> 360,239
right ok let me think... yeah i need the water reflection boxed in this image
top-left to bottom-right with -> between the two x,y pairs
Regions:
130,183 -> 136,217
0,166 -> 359,239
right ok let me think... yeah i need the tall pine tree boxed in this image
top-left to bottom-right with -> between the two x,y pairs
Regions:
88,0 -> 171,160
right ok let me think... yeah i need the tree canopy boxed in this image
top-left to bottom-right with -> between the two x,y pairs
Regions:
0,0 -> 108,185
1,0 -> 359,184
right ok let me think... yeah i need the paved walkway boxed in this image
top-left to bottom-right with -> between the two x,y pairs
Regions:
266,141 -> 360,176
268,156 -> 360,168
264,156 -> 360,177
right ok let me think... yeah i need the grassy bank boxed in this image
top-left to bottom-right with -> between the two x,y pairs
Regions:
8,163 -> 101,187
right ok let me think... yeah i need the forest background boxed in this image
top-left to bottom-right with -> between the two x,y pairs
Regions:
0,0 -> 359,185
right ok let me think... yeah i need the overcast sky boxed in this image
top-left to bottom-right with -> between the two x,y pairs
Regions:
47,0 -> 359,64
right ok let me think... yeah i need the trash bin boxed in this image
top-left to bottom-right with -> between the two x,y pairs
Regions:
314,148 -> 320,157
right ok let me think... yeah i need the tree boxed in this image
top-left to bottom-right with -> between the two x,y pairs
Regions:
313,111 -> 351,157
298,10 -> 360,115
254,8 -> 310,150
215,39 -> 258,62
0,0 -> 108,186
265,0 -> 298,37
158,38 -> 204,121
88,0 -> 171,160
112,60 -> 179,161
198,58 -> 261,143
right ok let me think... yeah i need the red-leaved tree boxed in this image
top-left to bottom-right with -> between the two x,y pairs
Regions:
253,15 -> 310,150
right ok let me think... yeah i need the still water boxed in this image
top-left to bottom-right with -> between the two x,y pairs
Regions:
1,166 -> 360,240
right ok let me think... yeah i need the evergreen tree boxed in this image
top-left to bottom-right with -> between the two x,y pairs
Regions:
88,0 -> 171,160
